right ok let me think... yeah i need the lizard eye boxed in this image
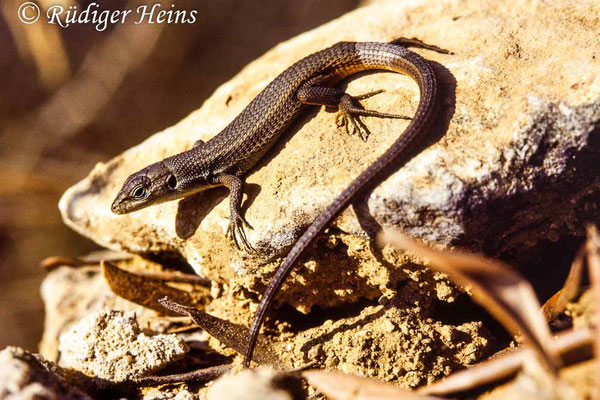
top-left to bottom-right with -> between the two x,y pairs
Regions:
132,186 -> 147,198
167,174 -> 177,190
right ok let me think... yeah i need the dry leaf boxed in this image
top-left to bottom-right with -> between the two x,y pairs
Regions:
542,245 -> 586,320
158,297 -> 285,368
379,230 -> 561,373
420,326 -> 593,395
42,250 -> 131,270
134,364 -> 231,386
303,370 -> 442,400
585,225 -> 600,398
102,260 -> 201,315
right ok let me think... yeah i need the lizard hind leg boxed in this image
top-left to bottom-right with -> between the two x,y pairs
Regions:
297,85 -> 410,142
336,93 -> 412,141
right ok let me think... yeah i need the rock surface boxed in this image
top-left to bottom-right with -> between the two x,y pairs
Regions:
0,347 -> 91,400
59,0 -> 600,312
40,259 -> 491,388
58,309 -> 188,382
206,367 -> 303,400
39,265 -> 171,362
37,262 -> 598,398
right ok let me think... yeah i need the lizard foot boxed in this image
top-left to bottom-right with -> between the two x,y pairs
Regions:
226,213 -> 256,253
335,93 -> 411,141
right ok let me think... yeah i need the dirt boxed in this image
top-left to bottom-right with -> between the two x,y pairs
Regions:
180,233 -> 494,388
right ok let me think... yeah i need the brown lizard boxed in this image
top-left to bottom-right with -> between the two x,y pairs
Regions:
111,40 -> 443,367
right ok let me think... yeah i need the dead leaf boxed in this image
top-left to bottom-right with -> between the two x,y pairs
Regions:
379,230 -> 562,373
420,326 -> 593,395
303,369 -> 442,400
133,364 -> 231,386
158,297 -> 286,368
585,225 -> 600,398
542,245 -> 586,320
102,260 -> 201,315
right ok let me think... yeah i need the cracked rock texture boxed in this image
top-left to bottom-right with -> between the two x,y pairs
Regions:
39,265 -> 171,362
60,0 -> 600,313
40,259 -> 492,388
58,309 -> 188,382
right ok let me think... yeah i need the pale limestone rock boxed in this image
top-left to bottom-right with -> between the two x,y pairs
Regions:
0,347 -> 91,400
39,262 -> 491,388
206,367 -> 302,400
58,309 -> 188,382
60,0 -> 600,313
143,389 -> 198,400
40,266 -> 169,362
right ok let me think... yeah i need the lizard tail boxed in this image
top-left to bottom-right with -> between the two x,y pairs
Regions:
244,42 -> 439,367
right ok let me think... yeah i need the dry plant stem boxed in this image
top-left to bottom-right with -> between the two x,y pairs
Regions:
158,297 -> 286,368
44,252 -> 209,284
41,250 -> 132,271
165,325 -> 200,334
379,230 -> 562,373
542,245 -> 587,320
4,0 -> 165,186
303,370 -> 443,400
420,327 -> 594,396
422,228 -> 600,398
133,270 -> 211,285
585,225 -> 600,398
0,0 -> 71,88
418,349 -> 524,396
133,364 -> 231,386
41,256 -> 93,270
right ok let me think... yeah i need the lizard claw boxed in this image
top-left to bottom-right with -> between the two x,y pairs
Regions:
335,93 -> 411,142
336,96 -> 371,141
226,214 -> 256,254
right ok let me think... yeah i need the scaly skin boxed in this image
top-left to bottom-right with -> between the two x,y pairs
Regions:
111,40 -> 442,367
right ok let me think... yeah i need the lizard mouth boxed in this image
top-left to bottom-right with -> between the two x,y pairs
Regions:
111,197 -> 149,214
111,198 -> 127,214
110,192 -> 143,215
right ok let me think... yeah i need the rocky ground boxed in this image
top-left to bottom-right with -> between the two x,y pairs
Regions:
1,0 -> 598,399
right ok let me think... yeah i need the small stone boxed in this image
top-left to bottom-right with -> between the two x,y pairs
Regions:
249,302 -> 258,313
143,389 -> 198,400
0,346 -> 91,400
210,281 -> 222,298
58,309 -> 188,382
207,367 -> 302,400
381,318 -> 396,333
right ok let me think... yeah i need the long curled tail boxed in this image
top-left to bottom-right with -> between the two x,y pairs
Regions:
244,41 -> 439,367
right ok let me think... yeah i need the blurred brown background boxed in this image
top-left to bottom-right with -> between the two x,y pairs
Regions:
0,0 -> 358,351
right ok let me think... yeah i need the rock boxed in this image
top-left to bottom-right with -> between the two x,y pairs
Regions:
284,296 -> 491,387
58,309 -> 188,382
59,0 -> 600,311
0,346 -> 91,400
206,367 -> 303,400
40,257 -> 491,387
143,389 -> 198,400
39,265 -> 172,362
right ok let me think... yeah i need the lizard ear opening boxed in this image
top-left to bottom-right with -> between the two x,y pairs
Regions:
167,174 -> 178,190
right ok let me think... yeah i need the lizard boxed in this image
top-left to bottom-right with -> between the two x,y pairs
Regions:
111,40 -> 443,367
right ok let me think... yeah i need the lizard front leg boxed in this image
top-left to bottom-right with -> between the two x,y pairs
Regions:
297,85 -> 410,141
217,174 -> 254,253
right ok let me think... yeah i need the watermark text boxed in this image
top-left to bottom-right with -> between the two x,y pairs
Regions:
18,2 -> 197,31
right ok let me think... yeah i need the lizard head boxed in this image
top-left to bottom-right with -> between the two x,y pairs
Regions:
111,161 -> 182,214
